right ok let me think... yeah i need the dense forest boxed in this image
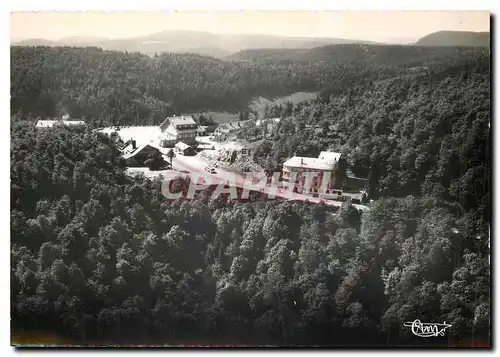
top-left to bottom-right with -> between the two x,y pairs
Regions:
10,45 -> 487,126
10,122 -> 490,346
10,44 -> 491,346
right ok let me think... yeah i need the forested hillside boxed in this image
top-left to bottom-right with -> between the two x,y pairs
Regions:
254,53 -> 490,227
227,44 -> 487,64
10,45 -> 486,126
11,120 -> 490,346
416,31 -> 490,47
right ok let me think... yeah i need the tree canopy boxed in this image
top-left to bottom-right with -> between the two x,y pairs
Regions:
10,44 -> 490,346
11,45 -> 487,127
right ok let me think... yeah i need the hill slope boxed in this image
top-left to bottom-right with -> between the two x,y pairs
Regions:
10,44 -> 488,126
227,43 -> 489,65
11,30 -> 378,57
416,30 -> 490,47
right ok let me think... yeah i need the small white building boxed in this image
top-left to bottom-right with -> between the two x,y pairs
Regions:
214,123 -> 238,136
213,120 -> 253,137
35,119 -> 86,129
255,117 -> 280,127
197,143 -> 215,151
174,141 -> 194,155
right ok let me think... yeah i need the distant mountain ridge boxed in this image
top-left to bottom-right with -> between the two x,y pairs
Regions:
12,30 -> 490,58
11,30 -> 379,57
415,30 -> 490,47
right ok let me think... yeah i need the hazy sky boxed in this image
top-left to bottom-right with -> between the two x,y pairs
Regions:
10,11 -> 490,43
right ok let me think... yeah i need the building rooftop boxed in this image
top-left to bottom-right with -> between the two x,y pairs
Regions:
283,156 -> 335,171
121,143 -> 136,155
256,117 -> 280,127
216,123 -> 236,133
175,141 -> 191,151
161,115 -> 197,130
36,120 -> 85,128
122,142 -> 164,160
318,151 -> 341,163
236,120 -> 252,128
197,143 -> 215,150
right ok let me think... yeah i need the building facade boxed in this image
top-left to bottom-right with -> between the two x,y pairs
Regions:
159,115 -> 197,147
282,152 -> 342,195
213,120 -> 253,137
282,151 -> 370,203
122,143 -> 164,167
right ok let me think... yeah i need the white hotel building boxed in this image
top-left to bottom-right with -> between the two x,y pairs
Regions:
282,151 -> 342,196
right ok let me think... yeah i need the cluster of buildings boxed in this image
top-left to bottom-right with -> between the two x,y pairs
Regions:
213,120 -> 252,136
34,115 -> 364,203
212,117 -> 281,140
119,115 -> 214,167
35,117 -> 86,129
282,151 -> 368,203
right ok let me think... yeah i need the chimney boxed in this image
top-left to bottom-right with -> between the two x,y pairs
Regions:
301,158 -> 304,165
132,140 -> 136,150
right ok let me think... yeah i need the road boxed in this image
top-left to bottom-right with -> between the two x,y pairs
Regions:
170,153 -> 371,211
